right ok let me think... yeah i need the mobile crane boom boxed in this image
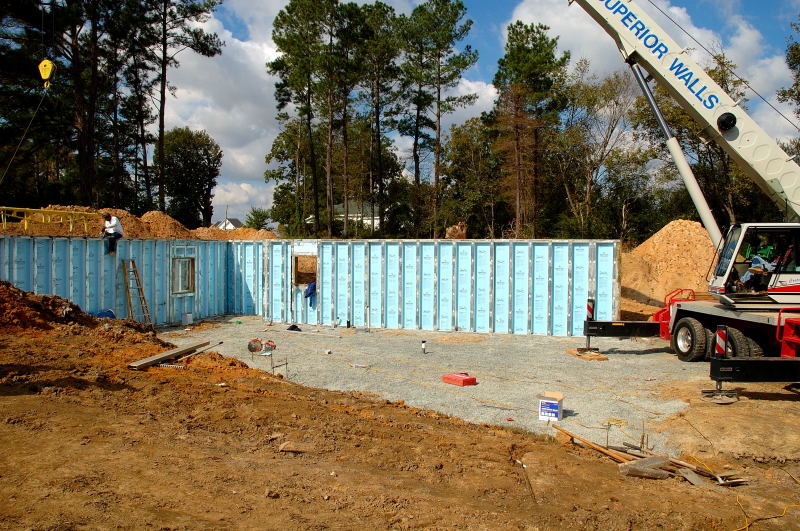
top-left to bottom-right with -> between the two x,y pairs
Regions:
574,0 -> 800,387
569,0 -> 800,223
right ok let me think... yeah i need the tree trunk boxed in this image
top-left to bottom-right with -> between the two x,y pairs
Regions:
295,133 -> 302,233
305,83 -> 321,234
342,101 -> 350,238
433,71 -> 441,239
131,55 -> 153,207
373,82 -> 384,232
512,101 -> 523,238
157,0 -> 168,211
325,86 -> 334,238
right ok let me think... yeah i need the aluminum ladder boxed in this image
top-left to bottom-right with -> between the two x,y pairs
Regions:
121,259 -> 153,330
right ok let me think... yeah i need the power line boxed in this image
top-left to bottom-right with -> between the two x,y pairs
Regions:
645,0 -> 800,134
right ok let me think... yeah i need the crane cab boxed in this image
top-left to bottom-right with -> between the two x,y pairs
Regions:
709,223 -> 800,305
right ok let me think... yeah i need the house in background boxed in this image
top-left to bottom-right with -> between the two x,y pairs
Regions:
213,217 -> 243,230
305,201 -> 381,230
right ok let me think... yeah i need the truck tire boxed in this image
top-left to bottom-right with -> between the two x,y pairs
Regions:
746,337 -> 765,358
724,327 -> 752,358
672,317 -> 707,362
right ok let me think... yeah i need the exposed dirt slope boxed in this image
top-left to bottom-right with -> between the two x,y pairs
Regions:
2,281 -> 798,529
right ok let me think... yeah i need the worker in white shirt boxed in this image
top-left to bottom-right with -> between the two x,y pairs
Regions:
101,212 -> 124,255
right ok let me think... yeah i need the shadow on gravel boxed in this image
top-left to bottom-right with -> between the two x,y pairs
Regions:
737,386 -> 800,402
603,347 -> 671,356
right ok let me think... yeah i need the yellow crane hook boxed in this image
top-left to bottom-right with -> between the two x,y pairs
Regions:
38,59 -> 54,89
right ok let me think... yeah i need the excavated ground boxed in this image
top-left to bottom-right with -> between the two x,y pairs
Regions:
1,282 -> 799,529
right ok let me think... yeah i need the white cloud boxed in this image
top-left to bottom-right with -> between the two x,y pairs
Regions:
443,78 -> 498,131
508,0 -> 796,139
212,181 -> 275,223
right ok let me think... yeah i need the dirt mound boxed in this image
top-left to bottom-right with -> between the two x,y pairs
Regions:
226,227 -> 279,240
103,207 -> 150,238
189,226 -> 278,240
140,211 -> 192,239
0,206 -> 280,240
0,281 -> 97,329
621,220 -> 715,307
190,226 -> 231,240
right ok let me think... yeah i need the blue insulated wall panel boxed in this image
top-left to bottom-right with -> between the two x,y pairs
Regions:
456,243 -> 472,331
437,243 -> 454,331
70,239 -> 85,310
0,236 -> 619,333
153,240 -> 169,323
320,243 -> 334,324
420,243 -> 435,330
34,238 -> 50,295
402,243 -> 417,329
571,244 -> 590,336
52,239 -> 69,299
493,243 -> 510,334
512,243 -> 530,334
11,238 -> 33,293
368,243 -> 382,328
551,243 -> 570,336
270,243 -> 286,322
385,243 -> 400,328
474,243 -> 491,332
85,240 -> 101,315
336,243 -> 350,325
596,242 -> 616,321
352,243 -> 366,327
532,243 -> 550,335
0,236 -> 250,325
242,243 -> 256,315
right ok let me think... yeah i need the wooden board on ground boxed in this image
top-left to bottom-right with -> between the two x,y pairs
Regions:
565,349 -> 608,361
129,341 -> 210,370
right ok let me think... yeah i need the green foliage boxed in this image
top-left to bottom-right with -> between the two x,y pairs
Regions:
245,207 -> 271,230
0,0 -> 223,213
778,16 -> 800,117
156,127 -> 222,229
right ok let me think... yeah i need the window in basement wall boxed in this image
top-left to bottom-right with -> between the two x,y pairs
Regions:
172,257 -> 195,294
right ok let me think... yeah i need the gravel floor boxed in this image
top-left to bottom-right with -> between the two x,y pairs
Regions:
161,315 -> 710,454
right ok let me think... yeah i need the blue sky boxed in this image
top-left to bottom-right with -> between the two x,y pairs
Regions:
163,0 -> 800,222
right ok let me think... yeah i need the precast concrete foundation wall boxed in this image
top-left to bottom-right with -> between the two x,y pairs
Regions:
0,236 -> 619,334
0,236 -> 244,325
268,240 -> 619,336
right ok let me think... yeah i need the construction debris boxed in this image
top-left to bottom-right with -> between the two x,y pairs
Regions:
553,425 -> 748,487
128,341 -> 210,370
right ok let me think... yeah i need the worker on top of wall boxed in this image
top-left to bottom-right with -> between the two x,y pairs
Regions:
101,212 -> 124,255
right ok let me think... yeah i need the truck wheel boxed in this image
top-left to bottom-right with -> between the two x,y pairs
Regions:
672,317 -> 707,362
724,327 -> 752,358
746,337 -> 765,358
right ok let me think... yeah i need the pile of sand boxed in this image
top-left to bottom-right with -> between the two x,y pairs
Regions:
141,211 -> 192,239
0,206 -> 278,241
620,219 -> 716,308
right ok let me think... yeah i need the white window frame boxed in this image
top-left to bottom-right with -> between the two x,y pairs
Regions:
171,257 -> 195,294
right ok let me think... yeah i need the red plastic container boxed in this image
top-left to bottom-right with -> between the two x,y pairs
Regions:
442,373 -> 477,386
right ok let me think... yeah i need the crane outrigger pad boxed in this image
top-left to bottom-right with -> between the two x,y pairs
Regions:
710,356 -> 800,383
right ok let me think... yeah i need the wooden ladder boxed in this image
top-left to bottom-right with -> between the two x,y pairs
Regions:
121,259 -> 153,330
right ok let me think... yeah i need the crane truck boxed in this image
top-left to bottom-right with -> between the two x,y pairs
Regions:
569,0 -> 800,390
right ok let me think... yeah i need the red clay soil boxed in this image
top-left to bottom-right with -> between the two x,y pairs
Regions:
140,210 -> 193,239
1,281 -> 797,529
